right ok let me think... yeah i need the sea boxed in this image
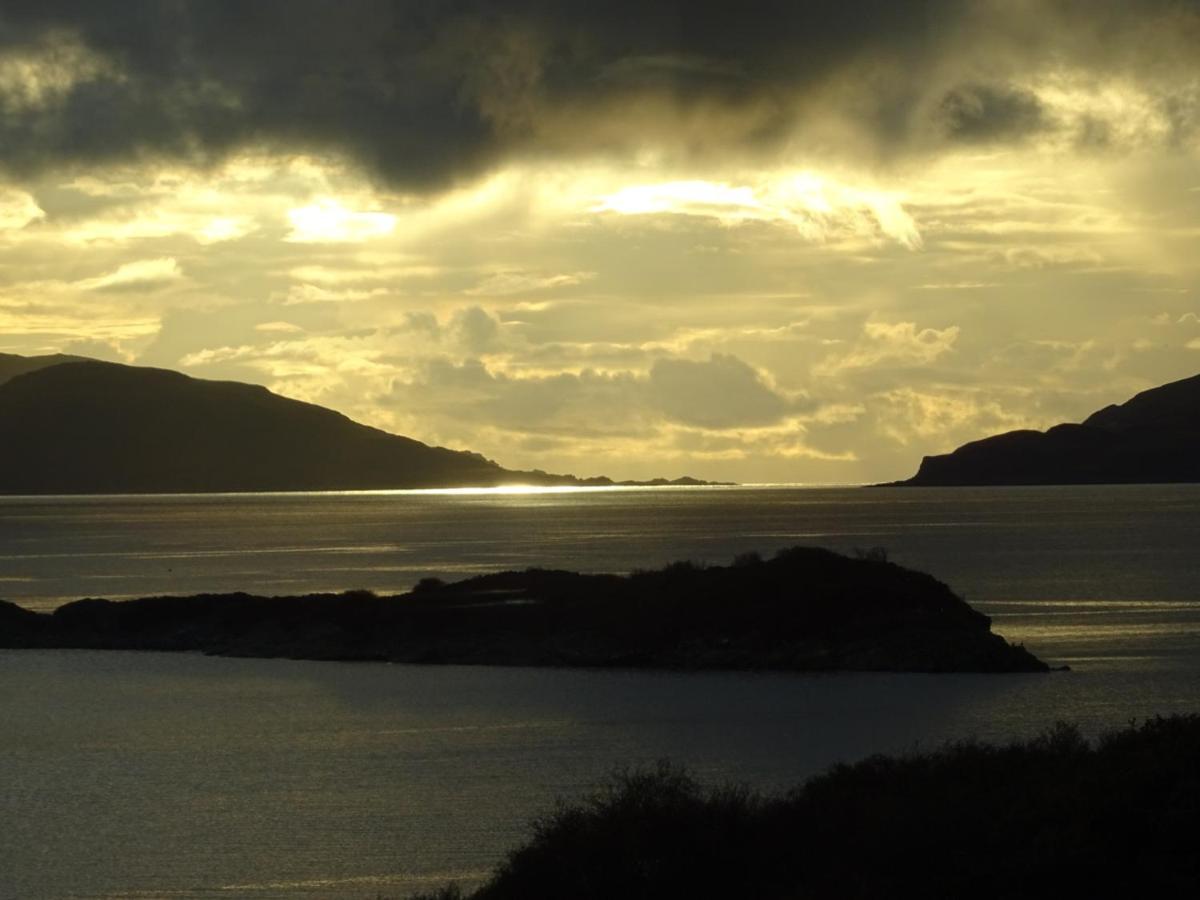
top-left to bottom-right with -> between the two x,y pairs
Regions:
3,484 -> 1200,899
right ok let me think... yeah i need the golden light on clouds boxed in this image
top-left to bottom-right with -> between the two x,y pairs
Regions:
592,173 -> 921,248
0,188 -> 43,230
596,181 -> 761,216
2,1 -> 1200,482
286,199 -> 398,243
0,30 -> 117,113
74,257 -> 182,292
198,217 -> 255,244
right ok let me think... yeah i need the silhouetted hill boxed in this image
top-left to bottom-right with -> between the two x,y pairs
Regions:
0,358 -> 721,493
0,351 -> 89,386
0,547 -> 1046,672
893,373 -> 1200,486
407,716 -> 1200,900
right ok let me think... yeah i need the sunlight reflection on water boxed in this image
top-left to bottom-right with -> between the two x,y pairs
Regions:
3,485 -> 1200,897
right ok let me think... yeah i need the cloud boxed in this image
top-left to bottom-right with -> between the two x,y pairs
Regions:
0,187 -> 43,229
466,270 -> 595,296
255,321 -> 303,334
0,28 -> 118,113
2,2 -> 1198,188
817,320 -> 960,374
937,83 -> 1048,144
385,351 -> 801,437
74,257 -> 181,292
451,306 -> 501,354
388,358 -> 649,438
594,174 -> 922,248
139,304 -> 335,370
871,386 -> 1032,447
4,3 -> 1200,486
648,354 -> 801,428
286,199 -> 396,243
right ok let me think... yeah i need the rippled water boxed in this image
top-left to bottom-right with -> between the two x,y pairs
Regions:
3,485 -> 1200,898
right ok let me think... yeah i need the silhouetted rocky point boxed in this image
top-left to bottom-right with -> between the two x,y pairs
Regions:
0,547 -> 1046,672
890,372 -> 1200,486
0,354 -> 726,493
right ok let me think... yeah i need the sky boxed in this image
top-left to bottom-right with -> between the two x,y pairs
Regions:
1,0 -> 1199,484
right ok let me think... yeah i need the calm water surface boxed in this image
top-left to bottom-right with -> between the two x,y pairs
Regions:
3,485 -> 1200,898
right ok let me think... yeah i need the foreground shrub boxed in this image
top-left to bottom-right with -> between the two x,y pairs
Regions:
410,715 -> 1200,900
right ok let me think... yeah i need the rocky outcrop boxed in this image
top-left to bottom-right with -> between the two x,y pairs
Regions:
0,547 -> 1047,673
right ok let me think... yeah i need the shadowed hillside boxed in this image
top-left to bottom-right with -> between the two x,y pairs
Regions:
0,360 -> 520,492
0,547 -> 1046,673
0,358 -> 716,493
893,372 -> 1200,486
0,351 -> 89,386
408,715 -> 1200,900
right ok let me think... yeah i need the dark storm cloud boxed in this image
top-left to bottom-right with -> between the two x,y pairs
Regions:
0,1 -> 1197,188
0,0 -> 495,186
938,84 -> 1048,143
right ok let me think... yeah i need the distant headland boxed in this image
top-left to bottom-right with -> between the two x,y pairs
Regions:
888,372 -> 1200,486
0,547 -> 1047,673
0,353 -> 728,494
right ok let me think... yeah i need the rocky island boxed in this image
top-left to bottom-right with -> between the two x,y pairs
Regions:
0,547 -> 1046,673
891,372 -> 1200,486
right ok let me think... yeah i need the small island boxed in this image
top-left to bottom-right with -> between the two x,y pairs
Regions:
0,547 -> 1046,673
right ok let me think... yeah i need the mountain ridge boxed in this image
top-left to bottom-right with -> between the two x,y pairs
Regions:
0,356 -> 722,494
0,351 -> 91,386
891,373 -> 1200,486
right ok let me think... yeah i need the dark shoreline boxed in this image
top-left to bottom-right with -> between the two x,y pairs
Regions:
0,547 -> 1047,673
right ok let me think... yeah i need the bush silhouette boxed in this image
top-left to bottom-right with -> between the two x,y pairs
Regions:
408,715 -> 1200,900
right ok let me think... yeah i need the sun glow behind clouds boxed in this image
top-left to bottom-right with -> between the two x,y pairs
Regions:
286,198 -> 396,243
4,135 -> 1198,484
198,216 -> 254,244
593,173 -> 922,248
597,180 -> 760,215
0,188 -> 44,230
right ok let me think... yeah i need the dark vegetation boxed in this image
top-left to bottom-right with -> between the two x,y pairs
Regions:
891,371 -> 1200,485
0,355 -> 722,493
0,547 -> 1045,672
409,715 -> 1200,900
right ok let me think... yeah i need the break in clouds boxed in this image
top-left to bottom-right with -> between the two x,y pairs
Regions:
2,0 -> 1200,482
